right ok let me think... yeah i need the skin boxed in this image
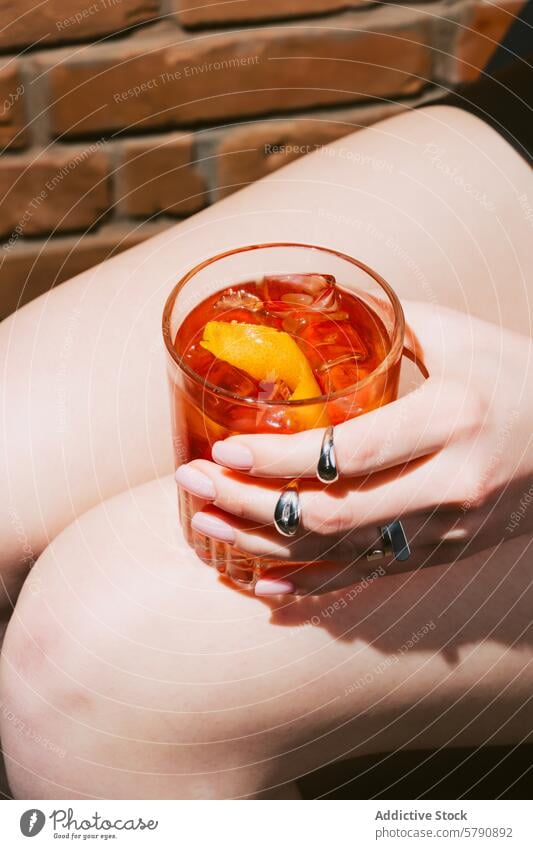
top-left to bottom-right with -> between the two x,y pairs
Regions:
0,106 -> 532,798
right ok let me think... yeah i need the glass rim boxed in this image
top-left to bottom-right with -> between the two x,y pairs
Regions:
162,241 -> 405,407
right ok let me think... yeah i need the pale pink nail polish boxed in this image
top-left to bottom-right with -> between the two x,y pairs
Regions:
191,512 -> 236,543
254,578 -> 294,597
175,465 -> 216,500
212,441 -> 253,470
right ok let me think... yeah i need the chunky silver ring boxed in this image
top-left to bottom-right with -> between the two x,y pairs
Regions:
381,520 -> 410,561
274,480 -> 301,537
366,520 -> 410,562
317,425 -> 339,484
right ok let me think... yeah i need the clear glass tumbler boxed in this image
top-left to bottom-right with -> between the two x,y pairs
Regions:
162,242 -> 405,589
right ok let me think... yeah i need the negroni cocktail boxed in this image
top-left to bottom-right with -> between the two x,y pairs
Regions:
163,243 -> 405,588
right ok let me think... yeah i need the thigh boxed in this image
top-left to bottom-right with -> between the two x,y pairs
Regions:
1,476 -> 532,799
1,106 -> 531,595
0,477 -> 318,799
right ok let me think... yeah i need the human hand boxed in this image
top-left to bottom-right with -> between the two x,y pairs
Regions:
176,302 -> 533,596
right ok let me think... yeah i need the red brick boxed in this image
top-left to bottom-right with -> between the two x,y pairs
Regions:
457,0 -> 526,81
0,146 -> 110,239
173,0 -> 369,28
44,12 -> 431,137
116,133 -> 207,217
0,63 -> 28,150
0,221 -> 170,318
0,0 -> 159,51
215,102 -> 402,198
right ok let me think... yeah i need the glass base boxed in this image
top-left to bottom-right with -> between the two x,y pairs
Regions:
179,486 -> 263,589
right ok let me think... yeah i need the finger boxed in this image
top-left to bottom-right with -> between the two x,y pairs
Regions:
190,507 -> 393,597
176,457 -> 443,537
211,377 -> 469,479
255,541 -> 447,596
191,503 -> 448,572
255,558 -> 391,596
190,506 -> 378,564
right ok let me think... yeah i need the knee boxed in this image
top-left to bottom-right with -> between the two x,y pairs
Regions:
0,558 -> 73,798
0,511 -> 277,799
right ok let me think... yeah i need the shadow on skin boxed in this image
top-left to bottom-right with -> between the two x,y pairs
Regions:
210,514 -> 533,665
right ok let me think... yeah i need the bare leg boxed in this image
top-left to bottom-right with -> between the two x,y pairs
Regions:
1,476 -> 531,799
1,105 -> 531,597
1,105 -> 531,798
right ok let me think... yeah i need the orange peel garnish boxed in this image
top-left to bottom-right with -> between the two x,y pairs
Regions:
200,321 -> 330,429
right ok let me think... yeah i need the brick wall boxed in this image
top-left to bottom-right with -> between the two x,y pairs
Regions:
0,0 -> 524,317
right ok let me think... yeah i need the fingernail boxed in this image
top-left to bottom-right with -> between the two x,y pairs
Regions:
191,512 -> 236,544
175,465 -> 216,500
212,440 -> 253,470
255,578 -> 295,597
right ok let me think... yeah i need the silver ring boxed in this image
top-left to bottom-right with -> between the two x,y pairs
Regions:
381,520 -> 410,561
366,520 -> 410,562
317,425 -> 339,484
274,480 -> 301,537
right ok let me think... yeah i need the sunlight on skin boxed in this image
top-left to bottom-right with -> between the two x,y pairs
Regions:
0,106 -> 532,797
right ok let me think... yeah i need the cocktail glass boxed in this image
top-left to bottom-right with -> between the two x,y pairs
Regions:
162,242 -> 405,589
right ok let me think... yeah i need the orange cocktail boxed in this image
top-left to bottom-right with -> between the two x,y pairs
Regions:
163,243 -> 405,588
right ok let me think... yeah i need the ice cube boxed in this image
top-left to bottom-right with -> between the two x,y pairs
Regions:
281,292 -> 314,306
263,273 -> 336,297
183,341 -> 214,373
213,289 -> 275,327
206,358 -> 258,397
263,273 -> 339,313
296,317 -> 368,396
281,313 -> 311,334
318,356 -> 368,394
214,289 -> 262,311
311,282 -> 338,313
300,320 -> 367,365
